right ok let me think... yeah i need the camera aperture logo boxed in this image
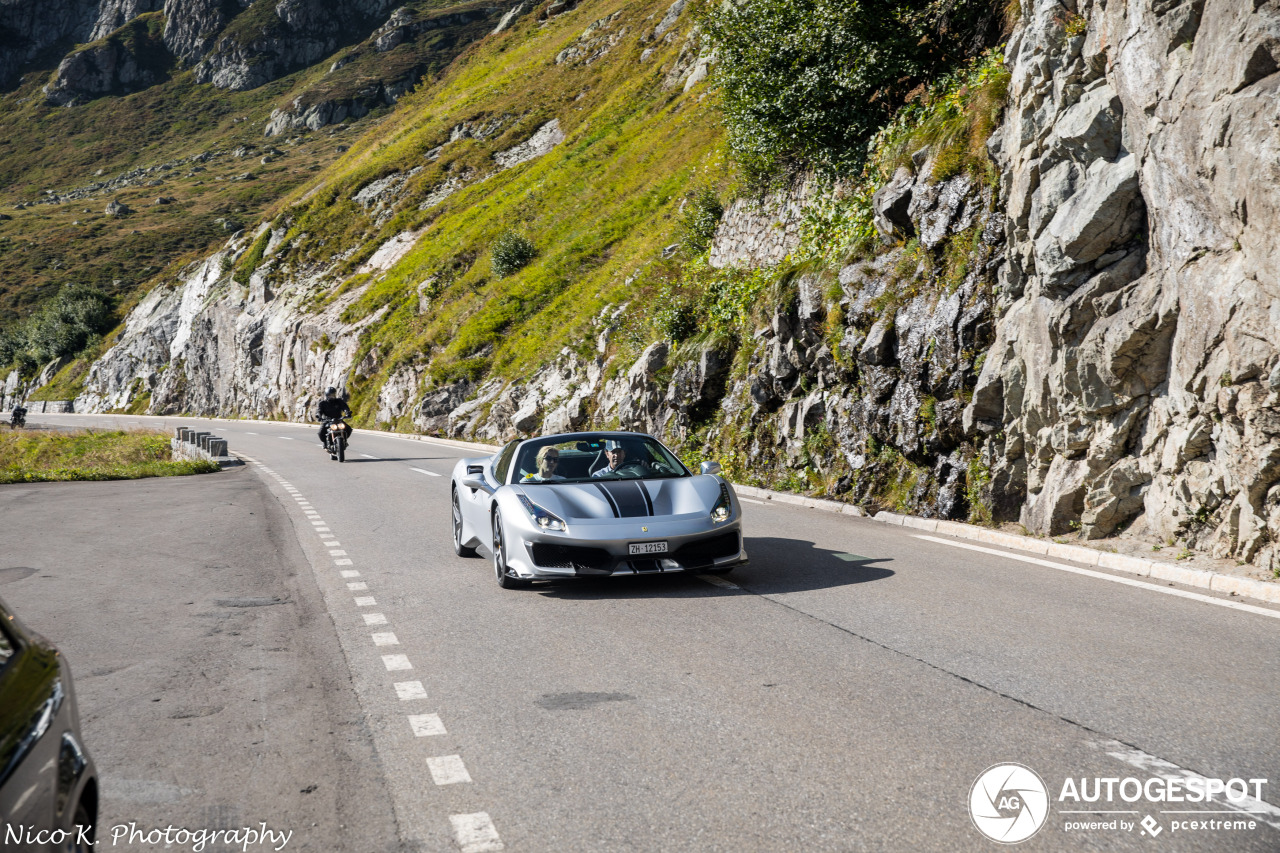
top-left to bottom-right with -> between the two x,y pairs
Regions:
970,763 -> 1050,844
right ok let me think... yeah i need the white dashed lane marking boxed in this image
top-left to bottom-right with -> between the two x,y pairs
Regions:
697,574 -> 740,590
394,681 -> 427,700
278,436 -> 294,440
245,442 -> 504,850
427,755 -> 472,785
409,714 -> 447,737
451,813 -> 503,853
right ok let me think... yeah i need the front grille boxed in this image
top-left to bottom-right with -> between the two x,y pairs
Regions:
672,532 -> 741,568
529,543 -> 614,573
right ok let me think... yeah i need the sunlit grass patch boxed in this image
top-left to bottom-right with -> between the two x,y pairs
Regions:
0,429 -> 219,483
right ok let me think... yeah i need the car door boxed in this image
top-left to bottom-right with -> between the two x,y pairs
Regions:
461,442 -> 516,538
0,621 -> 62,851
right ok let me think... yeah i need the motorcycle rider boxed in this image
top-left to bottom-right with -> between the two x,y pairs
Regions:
316,387 -> 352,449
10,402 -> 27,428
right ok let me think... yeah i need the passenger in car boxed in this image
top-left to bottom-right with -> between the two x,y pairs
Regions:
522,446 -> 565,482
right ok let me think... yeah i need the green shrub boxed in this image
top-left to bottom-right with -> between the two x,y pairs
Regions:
22,285 -> 116,363
677,186 -> 724,254
703,0 -> 1003,181
490,231 -> 537,278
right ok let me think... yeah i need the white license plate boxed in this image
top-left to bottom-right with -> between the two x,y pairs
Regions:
629,541 -> 668,555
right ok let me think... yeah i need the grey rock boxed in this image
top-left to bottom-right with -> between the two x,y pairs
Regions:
872,167 -> 914,240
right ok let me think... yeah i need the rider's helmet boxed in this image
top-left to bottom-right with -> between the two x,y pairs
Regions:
325,386 -> 337,398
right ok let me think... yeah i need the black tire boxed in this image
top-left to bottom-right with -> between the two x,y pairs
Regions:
68,794 -> 95,853
338,439 -> 345,463
491,509 -> 528,589
453,489 -> 478,557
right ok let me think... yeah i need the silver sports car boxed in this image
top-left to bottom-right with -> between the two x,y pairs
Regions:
450,431 -> 747,588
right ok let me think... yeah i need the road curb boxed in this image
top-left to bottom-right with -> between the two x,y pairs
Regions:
872,510 -> 1280,606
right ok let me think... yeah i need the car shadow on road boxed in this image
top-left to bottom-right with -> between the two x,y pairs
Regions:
535,536 -> 894,599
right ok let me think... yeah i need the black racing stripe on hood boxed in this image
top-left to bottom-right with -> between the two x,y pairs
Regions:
593,482 -> 622,517
637,480 -> 655,515
598,480 -> 650,518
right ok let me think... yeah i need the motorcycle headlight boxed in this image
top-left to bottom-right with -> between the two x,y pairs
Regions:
517,494 -> 567,532
711,482 -> 733,523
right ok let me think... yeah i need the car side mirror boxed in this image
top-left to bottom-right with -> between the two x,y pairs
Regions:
700,461 -> 722,476
463,477 -> 487,492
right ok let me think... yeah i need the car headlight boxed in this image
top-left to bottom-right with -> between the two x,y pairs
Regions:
517,494 -> 567,532
711,482 -> 732,523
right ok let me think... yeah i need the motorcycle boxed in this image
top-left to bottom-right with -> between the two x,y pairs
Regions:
9,408 -> 25,429
322,417 -> 348,462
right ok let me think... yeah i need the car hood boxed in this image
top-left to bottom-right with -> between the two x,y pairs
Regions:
517,476 -> 721,520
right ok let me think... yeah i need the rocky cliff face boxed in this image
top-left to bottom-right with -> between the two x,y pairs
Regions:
12,0 -> 498,135
966,0 -> 1280,573
69,0 -> 1280,573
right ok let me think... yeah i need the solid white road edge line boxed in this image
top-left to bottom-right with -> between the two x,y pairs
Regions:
740,497 -> 765,505
1086,739 -> 1280,830
410,467 -> 441,477
916,535 -> 1280,621
450,813 -> 503,853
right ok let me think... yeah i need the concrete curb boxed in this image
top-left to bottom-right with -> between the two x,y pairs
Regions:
872,510 -> 1280,606
734,484 -> 867,516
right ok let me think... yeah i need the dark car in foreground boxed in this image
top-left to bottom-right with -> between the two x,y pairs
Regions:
451,430 -> 747,588
0,596 -> 97,852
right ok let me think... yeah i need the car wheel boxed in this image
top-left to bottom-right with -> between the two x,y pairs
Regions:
453,489 -> 477,557
491,510 -> 528,589
68,795 -> 94,853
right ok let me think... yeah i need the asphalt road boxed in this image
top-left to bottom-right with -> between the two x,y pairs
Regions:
6,412 -> 1280,852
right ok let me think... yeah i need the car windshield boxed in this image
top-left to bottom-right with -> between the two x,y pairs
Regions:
512,434 -> 690,484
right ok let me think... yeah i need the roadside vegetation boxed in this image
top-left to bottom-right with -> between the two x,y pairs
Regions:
0,429 -> 218,483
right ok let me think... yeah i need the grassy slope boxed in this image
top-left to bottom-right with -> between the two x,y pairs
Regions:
261,0 -> 730,425
0,1 -> 491,324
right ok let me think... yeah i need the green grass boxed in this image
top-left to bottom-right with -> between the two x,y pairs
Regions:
253,0 -> 735,423
0,429 -> 219,483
